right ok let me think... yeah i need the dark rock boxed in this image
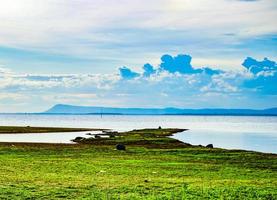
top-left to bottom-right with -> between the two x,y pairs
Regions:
206,144 -> 213,148
86,133 -> 93,135
116,144 -> 126,151
94,134 -> 101,139
72,137 -> 85,142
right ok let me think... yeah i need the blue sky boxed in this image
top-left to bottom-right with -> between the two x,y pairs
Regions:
0,0 -> 276,112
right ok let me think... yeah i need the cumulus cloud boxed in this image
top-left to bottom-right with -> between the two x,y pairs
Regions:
2,54 -> 276,97
119,54 -> 223,79
242,57 -> 276,74
117,54 -> 277,97
1,54 -> 277,112
160,54 -> 197,74
118,67 -> 140,79
159,54 -> 223,75
242,57 -> 277,94
143,63 -> 156,77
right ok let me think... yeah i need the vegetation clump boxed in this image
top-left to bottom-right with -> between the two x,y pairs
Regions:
75,128 -> 191,149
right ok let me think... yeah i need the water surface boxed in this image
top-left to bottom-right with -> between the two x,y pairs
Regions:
0,114 -> 276,153
171,130 -> 277,154
0,131 -> 100,144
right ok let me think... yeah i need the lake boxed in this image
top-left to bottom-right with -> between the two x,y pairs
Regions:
0,131 -> 100,144
0,114 -> 276,153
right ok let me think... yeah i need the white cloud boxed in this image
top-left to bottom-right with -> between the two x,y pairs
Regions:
0,0 -> 276,69
0,65 -> 275,112
0,55 -> 276,111
0,67 -> 12,75
0,92 -> 28,101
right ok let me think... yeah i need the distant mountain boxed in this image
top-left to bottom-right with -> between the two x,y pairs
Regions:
44,104 -> 277,116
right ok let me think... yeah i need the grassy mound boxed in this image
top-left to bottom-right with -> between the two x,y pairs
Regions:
74,128 -> 192,148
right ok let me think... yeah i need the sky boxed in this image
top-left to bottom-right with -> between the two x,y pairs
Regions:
0,0 -> 276,112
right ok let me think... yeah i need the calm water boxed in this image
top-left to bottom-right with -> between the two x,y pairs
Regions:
0,114 -> 276,153
0,131 -> 100,144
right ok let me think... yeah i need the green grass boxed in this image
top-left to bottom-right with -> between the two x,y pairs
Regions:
0,126 -> 104,133
75,128 -> 191,148
0,128 -> 276,199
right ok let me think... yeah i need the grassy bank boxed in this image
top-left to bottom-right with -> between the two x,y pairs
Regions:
0,126 -> 104,133
0,128 -> 276,199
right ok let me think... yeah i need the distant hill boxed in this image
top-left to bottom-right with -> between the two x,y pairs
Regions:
44,104 -> 277,116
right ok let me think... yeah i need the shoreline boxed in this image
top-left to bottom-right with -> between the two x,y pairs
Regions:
0,126 -> 276,155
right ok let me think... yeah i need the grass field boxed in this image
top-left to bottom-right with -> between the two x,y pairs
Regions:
0,127 -> 276,199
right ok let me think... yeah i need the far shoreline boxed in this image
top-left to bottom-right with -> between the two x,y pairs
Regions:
1,113 -> 277,116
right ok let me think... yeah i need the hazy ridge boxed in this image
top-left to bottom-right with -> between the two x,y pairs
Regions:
44,104 -> 277,116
